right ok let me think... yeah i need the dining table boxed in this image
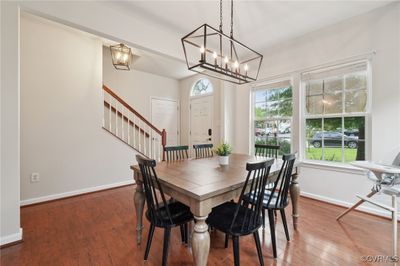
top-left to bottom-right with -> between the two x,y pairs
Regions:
130,153 -> 300,266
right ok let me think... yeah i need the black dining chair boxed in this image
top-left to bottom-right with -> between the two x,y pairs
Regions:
164,145 -> 189,161
207,159 -> 274,266
255,144 -> 280,158
136,155 -> 194,266
255,144 -> 280,220
246,153 -> 296,258
193,144 -> 213,158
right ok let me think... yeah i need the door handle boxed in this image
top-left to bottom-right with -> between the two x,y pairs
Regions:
208,128 -> 212,136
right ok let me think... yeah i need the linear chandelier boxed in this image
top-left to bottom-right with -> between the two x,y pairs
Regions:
181,0 -> 263,85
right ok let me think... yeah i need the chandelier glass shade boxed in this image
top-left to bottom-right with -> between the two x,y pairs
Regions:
110,43 -> 133,70
181,1 -> 263,84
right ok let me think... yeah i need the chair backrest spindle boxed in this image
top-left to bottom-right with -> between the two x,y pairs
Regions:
193,144 -> 213,159
255,144 -> 280,159
164,146 -> 189,161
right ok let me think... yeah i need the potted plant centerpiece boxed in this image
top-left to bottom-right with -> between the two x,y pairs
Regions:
215,143 -> 232,166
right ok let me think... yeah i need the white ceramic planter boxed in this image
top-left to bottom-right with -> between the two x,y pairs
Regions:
218,155 -> 229,165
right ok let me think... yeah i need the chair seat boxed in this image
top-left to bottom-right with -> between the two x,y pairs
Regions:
206,202 -> 262,236
244,191 -> 289,210
146,201 -> 193,227
263,195 -> 289,209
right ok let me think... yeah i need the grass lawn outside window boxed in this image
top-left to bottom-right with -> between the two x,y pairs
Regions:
306,147 -> 357,162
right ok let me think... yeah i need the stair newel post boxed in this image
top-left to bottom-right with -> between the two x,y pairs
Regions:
161,129 -> 167,161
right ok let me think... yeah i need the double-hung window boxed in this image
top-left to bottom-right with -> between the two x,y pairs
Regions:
302,61 -> 370,163
253,80 -> 293,154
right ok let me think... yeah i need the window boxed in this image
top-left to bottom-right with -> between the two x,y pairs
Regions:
191,78 -> 213,96
253,80 -> 292,155
303,61 -> 369,163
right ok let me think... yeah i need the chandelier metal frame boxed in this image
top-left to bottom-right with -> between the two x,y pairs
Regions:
181,0 -> 263,85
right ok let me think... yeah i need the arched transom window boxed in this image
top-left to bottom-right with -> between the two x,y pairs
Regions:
191,78 -> 213,97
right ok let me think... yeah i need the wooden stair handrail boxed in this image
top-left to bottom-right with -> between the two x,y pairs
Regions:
103,85 -> 162,135
103,84 -> 167,161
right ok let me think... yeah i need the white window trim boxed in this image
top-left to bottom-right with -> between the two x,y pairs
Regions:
250,77 -> 294,155
299,60 -> 372,165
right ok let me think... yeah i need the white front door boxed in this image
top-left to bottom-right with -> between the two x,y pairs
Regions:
151,98 -> 178,146
190,96 -> 213,148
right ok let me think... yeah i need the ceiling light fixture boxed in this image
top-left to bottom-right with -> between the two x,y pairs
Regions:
110,43 -> 133,70
181,0 -> 263,84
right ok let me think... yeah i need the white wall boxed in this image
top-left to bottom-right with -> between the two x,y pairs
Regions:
179,74 -> 222,148
20,14 -> 137,203
221,82 -> 236,145
232,3 -> 400,216
102,46 -> 180,123
0,1 -> 22,245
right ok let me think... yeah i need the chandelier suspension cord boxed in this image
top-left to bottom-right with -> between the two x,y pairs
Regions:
219,0 -> 223,32
230,0 -> 234,60
219,0 -> 223,59
230,0 -> 234,37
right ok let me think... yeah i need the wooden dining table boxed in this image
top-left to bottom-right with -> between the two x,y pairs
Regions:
130,153 -> 300,266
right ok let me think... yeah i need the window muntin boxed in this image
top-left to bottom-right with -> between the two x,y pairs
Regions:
303,61 -> 368,163
254,83 -> 293,155
191,78 -> 213,96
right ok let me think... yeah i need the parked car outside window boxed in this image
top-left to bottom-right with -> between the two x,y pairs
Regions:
310,131 -> 358,149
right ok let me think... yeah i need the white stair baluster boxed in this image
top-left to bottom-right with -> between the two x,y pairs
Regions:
147,125 -> 151,158
139,120 -> 142,152
102,89 -> 105,128
127,113 -> 130,146
133,115 -> 136,149
158,137 -> 161,162
115,100 -> 118,136
152,129 -> 155,159
144,124 -> 147,156
121,107 -> 125,141
108,93 -> 112,131
148,125 -> 150,157
149,127 -> 154,159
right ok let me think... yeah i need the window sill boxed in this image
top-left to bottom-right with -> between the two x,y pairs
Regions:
299,160 -> 367,175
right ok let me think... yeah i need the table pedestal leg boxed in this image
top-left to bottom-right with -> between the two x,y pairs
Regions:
192,215 -> 210,266
290,172 -> 300,230
134,173 -> 145,245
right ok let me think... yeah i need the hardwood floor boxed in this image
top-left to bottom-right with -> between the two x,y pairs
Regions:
1,185 -> 397,265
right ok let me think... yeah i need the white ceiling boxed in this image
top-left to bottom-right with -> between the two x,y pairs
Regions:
110,0 -> 392,55
22,1 -> 394,81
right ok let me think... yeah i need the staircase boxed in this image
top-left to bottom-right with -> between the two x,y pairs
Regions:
102,85 -> 166,161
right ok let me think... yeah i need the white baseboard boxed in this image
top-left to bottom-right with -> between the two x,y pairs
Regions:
301,191 -> 399,220
1,228 -> 23,246
20,180 -> 135,206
